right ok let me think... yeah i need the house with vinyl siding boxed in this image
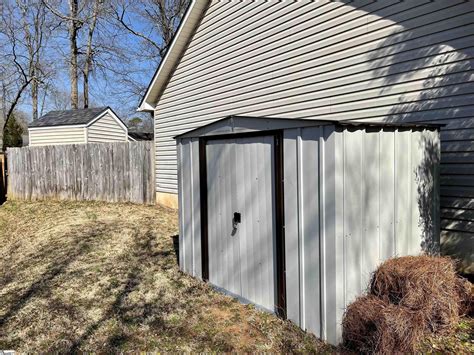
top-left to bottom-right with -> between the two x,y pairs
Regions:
28,107 -> 128,146
139,0 -> 473,275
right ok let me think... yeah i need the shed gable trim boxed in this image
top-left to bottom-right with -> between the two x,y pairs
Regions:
174,116 -> 333,139
29,124 -> 87,130
86,108 -> 128,133
138,0 -> 210,111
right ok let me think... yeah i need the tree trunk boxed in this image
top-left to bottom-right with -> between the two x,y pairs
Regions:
83,72 -> 89,108
82,0 -> 100,109
69,0 -> 79,109
31,79 -> 38,120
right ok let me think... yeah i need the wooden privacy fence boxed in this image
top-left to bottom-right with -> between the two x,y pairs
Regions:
7,142 -> 155,204
0,152 -> 6,203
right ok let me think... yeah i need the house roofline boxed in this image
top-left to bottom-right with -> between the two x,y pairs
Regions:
137,0 -> 210,112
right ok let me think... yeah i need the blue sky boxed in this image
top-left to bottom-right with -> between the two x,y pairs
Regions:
16,5 -> 164,123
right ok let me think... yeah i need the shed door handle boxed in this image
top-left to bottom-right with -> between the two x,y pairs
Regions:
232,212 -> 241,235
233,212 -> 241,224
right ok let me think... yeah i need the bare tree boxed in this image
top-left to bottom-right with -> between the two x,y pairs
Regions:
0,1 -> 38,148
82,0 -> 104,108
15,1 -> 52,121
111,0 -> 190,98
68,0 -> 80,109
43,0 -> 87,109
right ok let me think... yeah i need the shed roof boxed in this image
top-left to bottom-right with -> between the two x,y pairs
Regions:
29,107 -> 110,128
175,116 -> 443,139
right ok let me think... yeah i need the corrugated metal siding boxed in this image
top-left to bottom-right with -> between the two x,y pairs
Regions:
283,125 -> 439,344
177,138 -> 202,277
283,126 -> 323,336
338,127 -> 440,341
177,123 -> 439,344
206,136 -> 276,310
156,0 -> 472,271
87,113 -> 127,143
29,126 -> 86,146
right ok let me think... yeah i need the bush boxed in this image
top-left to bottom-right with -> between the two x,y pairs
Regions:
342,256 -> 473,353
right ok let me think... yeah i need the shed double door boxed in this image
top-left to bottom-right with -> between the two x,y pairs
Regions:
206,135 -> 277,312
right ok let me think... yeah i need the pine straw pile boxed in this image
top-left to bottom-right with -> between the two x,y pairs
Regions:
342,255 -> 473,353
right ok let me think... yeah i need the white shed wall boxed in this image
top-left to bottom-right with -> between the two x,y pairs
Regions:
282,125 -> 439,344
155,0 -> 473,271
177,123 -> 440,345
177,137 -> 202,277
87,112 -> 127,143
29,126 -> 86,146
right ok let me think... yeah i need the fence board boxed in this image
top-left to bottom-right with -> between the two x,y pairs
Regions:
0,153 -> 6,203
7,142 -> 155,204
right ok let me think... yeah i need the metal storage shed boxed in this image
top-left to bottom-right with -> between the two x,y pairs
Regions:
175,115 -> 440,345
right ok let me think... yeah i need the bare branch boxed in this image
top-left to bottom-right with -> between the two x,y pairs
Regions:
42,0 -> 85,26
114,4 -> 162,52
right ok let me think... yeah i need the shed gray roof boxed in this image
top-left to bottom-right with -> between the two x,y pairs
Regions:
29,107 -> 109,128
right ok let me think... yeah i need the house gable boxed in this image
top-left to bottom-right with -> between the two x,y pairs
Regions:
150,0 -> 474,275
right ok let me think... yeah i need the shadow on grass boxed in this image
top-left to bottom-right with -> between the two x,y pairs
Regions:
67,230 -> 184,353
0,223 -> 108,328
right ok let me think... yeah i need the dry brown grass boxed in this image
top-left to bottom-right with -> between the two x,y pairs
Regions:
0,200 -> 332,353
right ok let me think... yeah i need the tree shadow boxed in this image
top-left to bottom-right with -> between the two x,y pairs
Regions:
354,1 -> 474,272
415,133 -> 441,255
0,222 -> 108,328
65,230 -> 184,353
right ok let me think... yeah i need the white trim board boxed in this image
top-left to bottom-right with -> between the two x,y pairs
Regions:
138,0 -> 210,111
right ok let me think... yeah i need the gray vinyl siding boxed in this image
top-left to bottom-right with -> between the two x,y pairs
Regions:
177,120 -> 440,344
87,113 -> 127,143
155,0 -> 474,270
29,126 -> 86,146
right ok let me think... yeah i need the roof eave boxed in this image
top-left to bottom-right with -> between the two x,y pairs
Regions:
137,0 -> 210,112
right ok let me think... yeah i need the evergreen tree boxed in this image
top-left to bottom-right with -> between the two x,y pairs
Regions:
3,114 -> 24,150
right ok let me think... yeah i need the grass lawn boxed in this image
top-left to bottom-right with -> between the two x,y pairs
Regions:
0,200 -> 332,353
0,200 -> 472,353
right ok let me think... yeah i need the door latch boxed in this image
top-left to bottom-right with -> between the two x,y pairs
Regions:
233,212 -> 241,224
232,212 -> 241,235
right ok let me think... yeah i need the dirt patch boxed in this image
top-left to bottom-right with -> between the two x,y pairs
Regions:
0,200 -> 331,353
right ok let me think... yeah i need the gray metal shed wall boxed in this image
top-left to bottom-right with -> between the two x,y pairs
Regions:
155,0 -> 473,272
177,124 -> 439,345
283,125 -> 439,344
177,138 -> 202,278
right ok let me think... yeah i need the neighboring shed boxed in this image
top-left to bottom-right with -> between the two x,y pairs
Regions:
140,0 -> 474,274
176,115 -> 441,345
28,107 -> 128,146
